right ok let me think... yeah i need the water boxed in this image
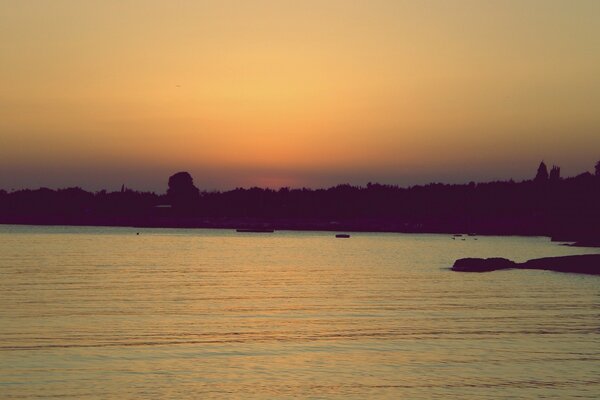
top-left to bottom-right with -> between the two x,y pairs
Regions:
0,225 -> 599,399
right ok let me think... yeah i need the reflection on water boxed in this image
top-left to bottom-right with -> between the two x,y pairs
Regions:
0,225 -> 599,399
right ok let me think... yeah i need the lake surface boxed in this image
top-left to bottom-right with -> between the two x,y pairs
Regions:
0,225 -> 599,399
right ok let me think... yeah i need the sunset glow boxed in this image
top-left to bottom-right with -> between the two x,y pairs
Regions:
1,0 -> 599,191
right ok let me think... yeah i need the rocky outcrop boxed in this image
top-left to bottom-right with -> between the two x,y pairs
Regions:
452,254 -> 600,275
521,254 -> 600,274
451,257 -> 517,272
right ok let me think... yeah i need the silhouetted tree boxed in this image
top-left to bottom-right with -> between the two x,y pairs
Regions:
167,171 -> 200,209
535,161 -> 549,182
595,160 -> 600,177
549,165 -> 561,181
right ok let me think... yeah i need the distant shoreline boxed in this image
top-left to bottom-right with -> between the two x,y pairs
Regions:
2,167 -> 598,246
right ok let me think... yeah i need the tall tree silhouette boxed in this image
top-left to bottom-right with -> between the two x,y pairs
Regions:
595,160 -> 600,177
535,161 -> 549,182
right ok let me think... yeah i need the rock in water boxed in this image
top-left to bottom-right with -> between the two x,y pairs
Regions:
452,254 -> 600,275
452,257 -> 517,272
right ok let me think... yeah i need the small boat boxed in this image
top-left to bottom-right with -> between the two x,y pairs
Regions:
236,228 -> 274,233
335,234 -> 351,238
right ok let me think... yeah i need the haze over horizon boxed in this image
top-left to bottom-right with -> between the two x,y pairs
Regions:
1,0 -> 599,192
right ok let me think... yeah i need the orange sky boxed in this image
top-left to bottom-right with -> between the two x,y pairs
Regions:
1,0 -> 599,191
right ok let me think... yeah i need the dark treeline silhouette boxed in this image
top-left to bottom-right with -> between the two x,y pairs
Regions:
0,162 -> 599,244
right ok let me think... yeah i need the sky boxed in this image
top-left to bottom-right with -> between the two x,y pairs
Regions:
1,0 -> 599,192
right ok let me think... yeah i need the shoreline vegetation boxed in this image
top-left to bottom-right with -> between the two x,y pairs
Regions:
1,161 -> 599,246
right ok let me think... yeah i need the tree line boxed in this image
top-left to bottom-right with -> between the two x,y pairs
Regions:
0,161 -> 599,242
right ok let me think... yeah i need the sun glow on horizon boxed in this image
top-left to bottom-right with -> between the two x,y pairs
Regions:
1,0 -> 600,191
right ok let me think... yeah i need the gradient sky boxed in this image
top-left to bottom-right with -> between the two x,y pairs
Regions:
1,0 -> 599,192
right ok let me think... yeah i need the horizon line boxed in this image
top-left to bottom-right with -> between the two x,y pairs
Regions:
2,167 -> 596,195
